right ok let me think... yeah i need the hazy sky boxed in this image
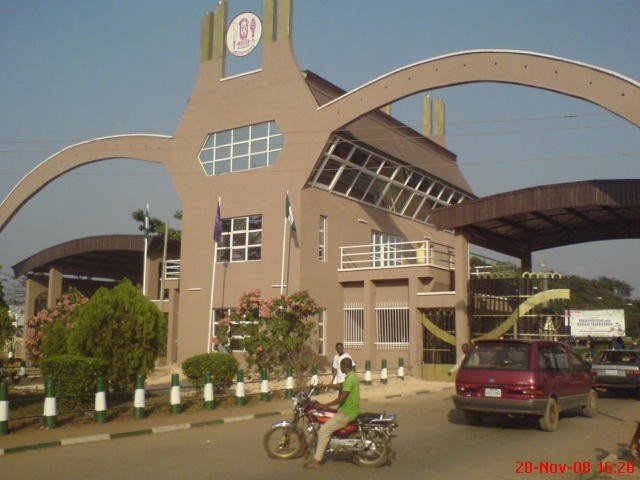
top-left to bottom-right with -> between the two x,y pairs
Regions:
0,1 -> 639,297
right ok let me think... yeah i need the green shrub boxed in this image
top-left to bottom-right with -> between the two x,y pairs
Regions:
40,354 -> 107,411
67,279 -> 167,391
182,352 -> 239,392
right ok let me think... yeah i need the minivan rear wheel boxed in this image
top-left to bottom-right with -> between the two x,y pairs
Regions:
539,398 -> 559,432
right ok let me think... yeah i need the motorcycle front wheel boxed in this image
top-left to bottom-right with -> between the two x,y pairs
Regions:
263,426 -> 305,459
352,430 -> 390,468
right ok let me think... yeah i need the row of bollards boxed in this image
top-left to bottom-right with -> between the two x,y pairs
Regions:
0,359 -> 405,434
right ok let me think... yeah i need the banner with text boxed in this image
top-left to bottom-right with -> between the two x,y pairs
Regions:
566,309 -> 625,338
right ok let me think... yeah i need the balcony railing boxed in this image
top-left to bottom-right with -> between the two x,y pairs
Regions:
339,240 -> 455,271
164,259 -> 181,280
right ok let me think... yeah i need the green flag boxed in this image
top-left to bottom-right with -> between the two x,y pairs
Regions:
285,193 -> 297,233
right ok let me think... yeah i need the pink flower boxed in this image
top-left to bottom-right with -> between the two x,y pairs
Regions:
212,337 -> 220,346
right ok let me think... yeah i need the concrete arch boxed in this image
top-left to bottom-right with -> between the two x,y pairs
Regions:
317,50 -> 640,131
0,134 -> 174,234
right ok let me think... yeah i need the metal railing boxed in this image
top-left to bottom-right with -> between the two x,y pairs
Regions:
164,259 -> 181,280
339,240 -> 455,271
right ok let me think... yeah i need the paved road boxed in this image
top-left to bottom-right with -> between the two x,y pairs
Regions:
2,390 -> 638,480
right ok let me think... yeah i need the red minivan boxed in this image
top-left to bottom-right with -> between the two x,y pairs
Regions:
453,339 -> 597,431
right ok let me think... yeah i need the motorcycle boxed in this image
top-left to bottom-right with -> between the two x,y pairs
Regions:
263,386 -> 398,467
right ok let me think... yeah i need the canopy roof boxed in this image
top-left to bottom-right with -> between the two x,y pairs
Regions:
12,234 -> 180,280
430,179 -> 640,258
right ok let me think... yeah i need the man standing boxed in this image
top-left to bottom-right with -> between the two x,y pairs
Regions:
331,342 -> 353,385
305,357 -> 360,468
448,342 -> 470,376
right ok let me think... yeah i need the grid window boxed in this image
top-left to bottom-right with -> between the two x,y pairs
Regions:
318,215 -> 327,261
213,308 -> 256,352
375,303 -> 409,350
309,136 -> 473,224
199,121 -> 283,176
344,303 -> 364,348
216,214 -> 262,263
372,231 -> 404,267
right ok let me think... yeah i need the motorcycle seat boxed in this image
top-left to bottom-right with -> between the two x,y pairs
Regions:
356,412 -> 384,424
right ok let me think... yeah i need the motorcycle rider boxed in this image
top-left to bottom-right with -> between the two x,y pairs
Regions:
304,357 -> 360,469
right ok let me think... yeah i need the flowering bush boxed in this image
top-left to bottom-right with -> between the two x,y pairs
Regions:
25,289 -> 88,360
232,290 -> 322,379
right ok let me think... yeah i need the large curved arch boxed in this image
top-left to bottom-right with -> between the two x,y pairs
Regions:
0,134 -> 174,234
317,50 -> 640,131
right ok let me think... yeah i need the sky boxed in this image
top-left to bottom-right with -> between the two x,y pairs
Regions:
0,0 -> 639,299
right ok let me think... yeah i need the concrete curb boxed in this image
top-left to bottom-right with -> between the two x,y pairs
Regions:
0,409 -> 289,456
0,385 -> 454,456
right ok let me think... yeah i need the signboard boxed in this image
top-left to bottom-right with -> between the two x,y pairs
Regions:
226,12 -> 262,57
566,309 -> 625,337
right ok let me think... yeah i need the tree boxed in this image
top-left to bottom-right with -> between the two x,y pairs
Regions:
226,290 -> 322,380
25,289 -> 88,360
0,306 -> 15,350
67,279 -> 167,391
132,209 -> 182,240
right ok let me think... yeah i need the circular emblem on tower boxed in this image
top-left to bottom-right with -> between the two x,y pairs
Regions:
226,12 -> 262,57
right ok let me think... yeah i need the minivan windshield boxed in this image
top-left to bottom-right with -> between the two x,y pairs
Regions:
463,343 -> 530,370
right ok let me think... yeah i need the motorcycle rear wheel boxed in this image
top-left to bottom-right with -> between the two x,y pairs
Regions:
352,431 -> 390,468
263,426 -> 305,459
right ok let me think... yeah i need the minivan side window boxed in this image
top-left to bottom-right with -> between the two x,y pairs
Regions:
551,345 -> 569,371
568,350 -> 587,372
538,346 -> 556,370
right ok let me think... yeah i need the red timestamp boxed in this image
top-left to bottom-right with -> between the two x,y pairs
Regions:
514,460 -> 636,475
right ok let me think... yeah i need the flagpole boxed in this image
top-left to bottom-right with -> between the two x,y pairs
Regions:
207,197 -> 221,353
142,203 -> 149,297
159,219 -> 169,304
280,191 -> 289,295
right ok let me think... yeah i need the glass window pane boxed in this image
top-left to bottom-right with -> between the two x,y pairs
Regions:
233,142 -> 248,156
379,162 -> 396,179
233,217 -> 247,230
216,130 -> 232,146
217,249 -> 230,262
349,172 -> 374,200
332,141 -> 352,160
248,231 -> 261,245
215,145 -> 231,159
314,159 -> 342,187
203,135 -> 216,149
364,178 -> 387,205
419,179 -> 434,194
394,167 -> 410,184
269,134 -> 284,150
350,149 -> 369,166
415,198 -> 436,221
406,173 -> 421,189
250,153 -> 268,168
232,156 -> 249,172
214,160 -> 231,174
379,184 -> 401,210
234,126 -> 250,143
247,247 -> 261,260
222,219 -> 232,231
332,166 -> 358,194
232,233 -> 246,246
269,121 -> 281,135
202,162 -> 214,175
251,138 -> 268,153
199,149 -> 214,163
232,248 -> 246,261
394,189 -> 412,213
248,215 -> 262,229
364,156 -> 382,173
251,123 -> 268,138
219,234 -> 230,248
268,150 -> 279,165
